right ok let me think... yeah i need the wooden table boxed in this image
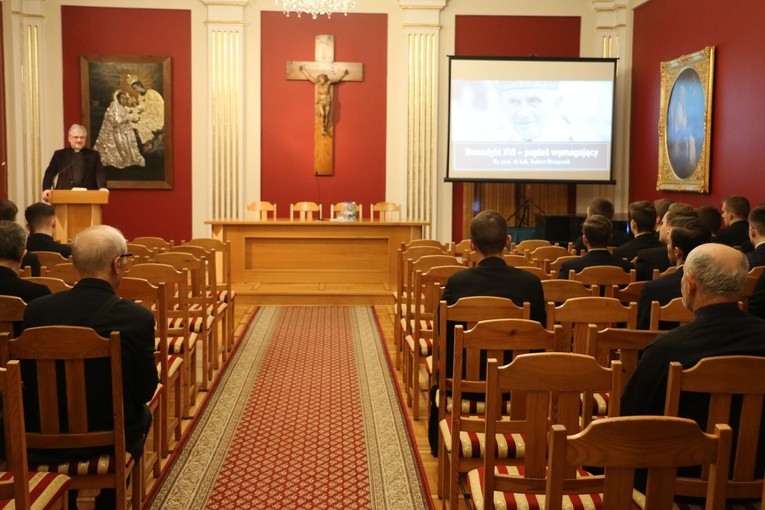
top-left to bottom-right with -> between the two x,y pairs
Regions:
206,220 -> 425,296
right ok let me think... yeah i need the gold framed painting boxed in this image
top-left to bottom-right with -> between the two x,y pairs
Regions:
80,55 -> 172,189
657,46 -> 714,193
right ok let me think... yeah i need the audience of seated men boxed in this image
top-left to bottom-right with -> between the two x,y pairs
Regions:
636,218 -> 710,329
745,204 -> 765,269
0,221 -> 51,336
559,214 -> 634,278
613,200 -> 663,261
0,199 -> 40,276
621,243 -> 765,489
24,202 -> 72,257
427,209 -> 546,456
21,224 -> 158,510
696,204 -> 722,241
572,197 -> 632,253
634,202 -> 697,281
717,194 -> 753,252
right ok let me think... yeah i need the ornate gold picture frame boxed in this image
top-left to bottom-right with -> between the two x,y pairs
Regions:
80,55 -> 172,189
657,46 -> 714,193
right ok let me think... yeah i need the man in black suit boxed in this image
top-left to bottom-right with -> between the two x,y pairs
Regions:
0,221 -> 51,335
745,204 -> 765,269
24,202 -> 71,257
622,243 -> 765,485
559,214 -> 634,278
428,210 -> 546,454
613,200 -> 663,261
717,195 -> 753,252
0,200 -> 40,276
22,225 -> 157,510
634,202 -> 697,281
41,124 -> 106,202
572,197 -> 632,253
696,204 -> 722,240
636,218 -> 710,329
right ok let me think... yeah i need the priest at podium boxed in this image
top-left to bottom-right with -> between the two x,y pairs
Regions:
41,123 -> 106,202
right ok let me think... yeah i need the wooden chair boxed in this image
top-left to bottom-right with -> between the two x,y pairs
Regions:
585,325 -> 661,383
652,264 -> 679,279
0,327 -> 141,510
501,254 -> 528,268
41,262 -> 79,285
126,242 -> 156,263
186,238 -> 237,351
0,360 -> 71,510
29,250 -> 69,270
131,236 -> 174,253
0,295 -> 25,336
289,201 -> 322,221
126,263 -> 197,417
649,296 -> 694,330
155,251 -> 217,390
748,265 -> 765,279
541,279 -> 598,305
329,201 -> 362,221
544,417 -> 731,510
527,245 -> 570,268
403,239 -> 450,251
611,280 -> 646,305
451,239 -> 472,262
546,296 -> 637,354
465,353 -> 622,510
437,318 -> 563,506
510,239 -> 550,255
568,265 -> 636,297
404,264 -> 465,420
246,201 -> 277,221
118,278 -> 183,460
515,265 -> 554,280
548,254 -> 581,275
665,355 -> 765,504
22,276 -> 73,294
741,273 -> 759,311
369,201 -> 401,222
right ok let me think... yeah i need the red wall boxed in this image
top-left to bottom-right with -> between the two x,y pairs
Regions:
630,0 -> 765,207
452,15 -> 581,240
61,6 -> 191,241
261,12 -> 387,216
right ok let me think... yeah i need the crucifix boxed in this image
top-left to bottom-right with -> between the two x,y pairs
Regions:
286,35 -> 363,175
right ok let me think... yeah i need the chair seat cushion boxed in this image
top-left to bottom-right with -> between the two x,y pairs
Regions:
0,471 -> 71,510
425,355 -> 433,375
157,333 -> 198,354
467,466 -> 600,510
30,452 -> 134,476
439,417 -> 525,460
216,289 -> 236,302
405,334 -> 432,356
435,389 -> 511,415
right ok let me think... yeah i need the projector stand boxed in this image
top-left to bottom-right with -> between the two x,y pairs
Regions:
507,197 -> 545,228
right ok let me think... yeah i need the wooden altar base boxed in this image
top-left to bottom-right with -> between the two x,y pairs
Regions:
233,281 -> 394,305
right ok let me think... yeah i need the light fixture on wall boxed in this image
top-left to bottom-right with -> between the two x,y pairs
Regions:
274,0 -> 356,19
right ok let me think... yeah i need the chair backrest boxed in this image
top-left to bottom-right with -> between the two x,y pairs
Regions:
545,417 -> 731,510
289,201 -> 322,221
329,201 -> 362,221
515,265 -> 554,280
451,239 -> 472,259
649,296 -> 694,330
652,264 -> 679,280
611,280 -> 646,305
548,255 -> 581,274
126,242 -> 156,263
155,251 -> 211,306
568,265 -> 636,297
171,244 -> 218,294
585,325 -> 661,382
30,250 -> 69,269
501,254 -> 529,268
480,352 -> 622,502
125,262 -> 191,333
23,276 -> 73,294
131,236 -> 174,252
400,254 -> 461,327
42,262 -> 80,285
528,245 -> 570,268
511,239 -> 550,255
186,237 -> 233,293
404,239 -> 448,251
369,201 -> 401,222
246,201 -> 277,221
546,296 -> 637,353
741,274 -> 759,310
749,265 -> 765,279
0,296 -> 26,336
541,279 -> 598,305
665,355 -> 765,502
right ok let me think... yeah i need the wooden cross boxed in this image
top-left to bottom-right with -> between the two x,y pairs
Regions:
286,35 -> 363,176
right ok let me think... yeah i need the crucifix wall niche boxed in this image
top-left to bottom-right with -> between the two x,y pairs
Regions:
286,35 -> 363,176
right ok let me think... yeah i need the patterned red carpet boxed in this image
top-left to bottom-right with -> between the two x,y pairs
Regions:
149,306 -> 431,509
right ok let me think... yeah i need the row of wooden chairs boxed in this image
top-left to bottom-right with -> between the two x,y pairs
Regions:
246,200 -> 402,222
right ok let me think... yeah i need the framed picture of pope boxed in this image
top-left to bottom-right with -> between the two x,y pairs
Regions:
80,55 -> 173,189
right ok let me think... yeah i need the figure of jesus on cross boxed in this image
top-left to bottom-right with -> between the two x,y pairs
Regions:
287,35 -> 363,175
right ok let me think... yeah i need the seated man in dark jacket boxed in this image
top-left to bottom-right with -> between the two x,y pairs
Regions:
0,199 -> 40,275
24,202 -> 72,257
613,200 -> 663,261
560,214 -> 634,278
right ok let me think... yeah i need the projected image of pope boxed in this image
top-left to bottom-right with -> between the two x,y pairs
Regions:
502,81 -> 580,142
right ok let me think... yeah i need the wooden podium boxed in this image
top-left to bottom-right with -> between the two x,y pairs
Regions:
49,189 -> 109,242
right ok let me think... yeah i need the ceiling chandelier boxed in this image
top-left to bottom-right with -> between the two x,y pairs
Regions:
275,0 -> 356,19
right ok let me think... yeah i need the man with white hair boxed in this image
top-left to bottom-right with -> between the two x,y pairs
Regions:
41,123 -> 106,202
22,224 -> 157,509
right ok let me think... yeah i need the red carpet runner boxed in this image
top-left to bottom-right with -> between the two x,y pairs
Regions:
149,306 -> 431,510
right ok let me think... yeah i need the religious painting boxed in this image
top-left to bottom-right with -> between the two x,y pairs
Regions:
80,55 -> 173,189
657,46 -> 714,193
